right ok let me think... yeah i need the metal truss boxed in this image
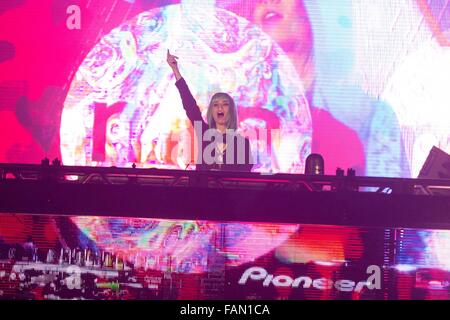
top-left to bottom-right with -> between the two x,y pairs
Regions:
1,163 -> 449,196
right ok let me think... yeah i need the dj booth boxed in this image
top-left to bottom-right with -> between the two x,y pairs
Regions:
0,163 -> 449,300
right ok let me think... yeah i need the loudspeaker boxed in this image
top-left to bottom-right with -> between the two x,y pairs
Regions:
418,146 -> 450,179
417,146 -> 450,196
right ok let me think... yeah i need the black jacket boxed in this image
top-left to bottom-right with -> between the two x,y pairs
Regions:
175,78 -> 253,172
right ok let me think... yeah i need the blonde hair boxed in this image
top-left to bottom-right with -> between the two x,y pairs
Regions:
206,92 -> 238,130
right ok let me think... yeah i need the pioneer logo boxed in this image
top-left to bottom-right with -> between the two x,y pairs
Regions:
238,266 -> 381,292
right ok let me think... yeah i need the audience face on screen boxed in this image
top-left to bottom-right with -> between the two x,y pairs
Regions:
217,0 -> 314,91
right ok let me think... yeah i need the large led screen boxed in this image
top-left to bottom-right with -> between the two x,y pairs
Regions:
0,0 -> 449,177
1,213 -> 449,300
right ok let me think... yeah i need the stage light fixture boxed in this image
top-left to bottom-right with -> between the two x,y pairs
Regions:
305,153 -> 324,175
52,158 -> 61,167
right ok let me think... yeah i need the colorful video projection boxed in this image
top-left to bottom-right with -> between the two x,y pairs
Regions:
0,212 -> 449,300
0,0 -> 449,177
394,228 -> 450,299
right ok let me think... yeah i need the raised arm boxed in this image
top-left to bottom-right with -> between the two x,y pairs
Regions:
166,49 -> 182,81
167,50 -> 205,126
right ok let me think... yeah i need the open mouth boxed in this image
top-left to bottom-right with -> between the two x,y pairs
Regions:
217,112 -> 225,118
262,11 -> 284,25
